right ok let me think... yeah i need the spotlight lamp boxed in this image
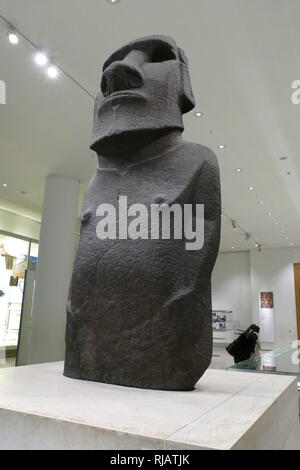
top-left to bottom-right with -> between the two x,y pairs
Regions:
35,51 -> 48,66
47,65 -> 58,79
8,28 -> 19,45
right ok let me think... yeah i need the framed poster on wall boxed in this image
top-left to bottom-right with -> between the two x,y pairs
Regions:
259,292 -> 275,343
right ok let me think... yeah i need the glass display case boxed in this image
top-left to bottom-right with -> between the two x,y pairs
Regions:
227,345 -> 300,391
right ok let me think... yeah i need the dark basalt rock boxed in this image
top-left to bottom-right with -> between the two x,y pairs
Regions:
64,35 -> 221,391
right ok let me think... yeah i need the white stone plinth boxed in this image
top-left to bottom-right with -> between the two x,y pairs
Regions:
0,362 -> 298,450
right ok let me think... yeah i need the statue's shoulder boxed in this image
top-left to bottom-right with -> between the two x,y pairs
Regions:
180,141 -> 219,170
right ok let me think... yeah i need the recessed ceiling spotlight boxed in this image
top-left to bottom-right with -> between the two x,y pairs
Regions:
248,186 -> 255,191
267,212 -> 272,216
47,65 -> 58,79
231,246 -> 235,250
259,201 -> 264,205
275,221 -> 279,225
235,168 -> 242,172
8,30 -> 19,45
2,183 -> 8,187
218,145 -> 226,149
194,111 -> 203,117
35,51 -> 48,66
290,242 -> 294,246
107,0 -> 119,3
281,229 -> 285,233
286,236 -> 289,240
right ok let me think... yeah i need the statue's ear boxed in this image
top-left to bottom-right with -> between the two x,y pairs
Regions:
178,48 -> 195,114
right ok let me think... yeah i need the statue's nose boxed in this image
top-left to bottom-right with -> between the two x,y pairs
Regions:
101,63 -> 144,96
101,50 -> 146,97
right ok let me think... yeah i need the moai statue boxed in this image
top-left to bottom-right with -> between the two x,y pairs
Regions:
64,36 -> 221,391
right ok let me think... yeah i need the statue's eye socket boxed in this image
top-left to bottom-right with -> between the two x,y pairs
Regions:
150,46 -> 176,63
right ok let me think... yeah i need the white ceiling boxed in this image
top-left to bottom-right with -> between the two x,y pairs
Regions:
0,0 -> 300,252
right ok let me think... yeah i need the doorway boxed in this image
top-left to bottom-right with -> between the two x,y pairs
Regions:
293,263 -> 300,340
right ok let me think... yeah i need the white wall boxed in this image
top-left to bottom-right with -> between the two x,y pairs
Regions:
212,251 -> 252,330
212,248 -> 300,350
250,248 -> 300,349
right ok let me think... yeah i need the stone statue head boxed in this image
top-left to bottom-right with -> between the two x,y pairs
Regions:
90,35 -> 195,156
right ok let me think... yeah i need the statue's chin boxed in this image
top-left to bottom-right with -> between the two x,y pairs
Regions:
90,127 -> 174,158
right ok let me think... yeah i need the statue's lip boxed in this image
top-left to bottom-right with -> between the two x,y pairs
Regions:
102,90 -> 146,103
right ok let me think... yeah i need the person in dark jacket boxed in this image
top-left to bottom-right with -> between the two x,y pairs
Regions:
227,324 -> 260,364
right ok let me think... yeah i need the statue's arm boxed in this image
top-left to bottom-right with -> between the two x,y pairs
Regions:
163,150 -> 221,310
195,150 -> 221,276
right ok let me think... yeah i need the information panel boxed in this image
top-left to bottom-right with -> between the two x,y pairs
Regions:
259,292 -> 275,343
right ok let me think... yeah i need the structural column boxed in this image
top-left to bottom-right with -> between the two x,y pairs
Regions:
28,174 -> 79,364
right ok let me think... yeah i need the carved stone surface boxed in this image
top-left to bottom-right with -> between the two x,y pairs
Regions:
64,35 -> 221,391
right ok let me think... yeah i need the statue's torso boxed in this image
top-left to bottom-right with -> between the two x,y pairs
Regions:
64,142 -> 221,390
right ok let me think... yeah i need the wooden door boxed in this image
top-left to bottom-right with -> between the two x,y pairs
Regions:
293,264 -> 300,340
